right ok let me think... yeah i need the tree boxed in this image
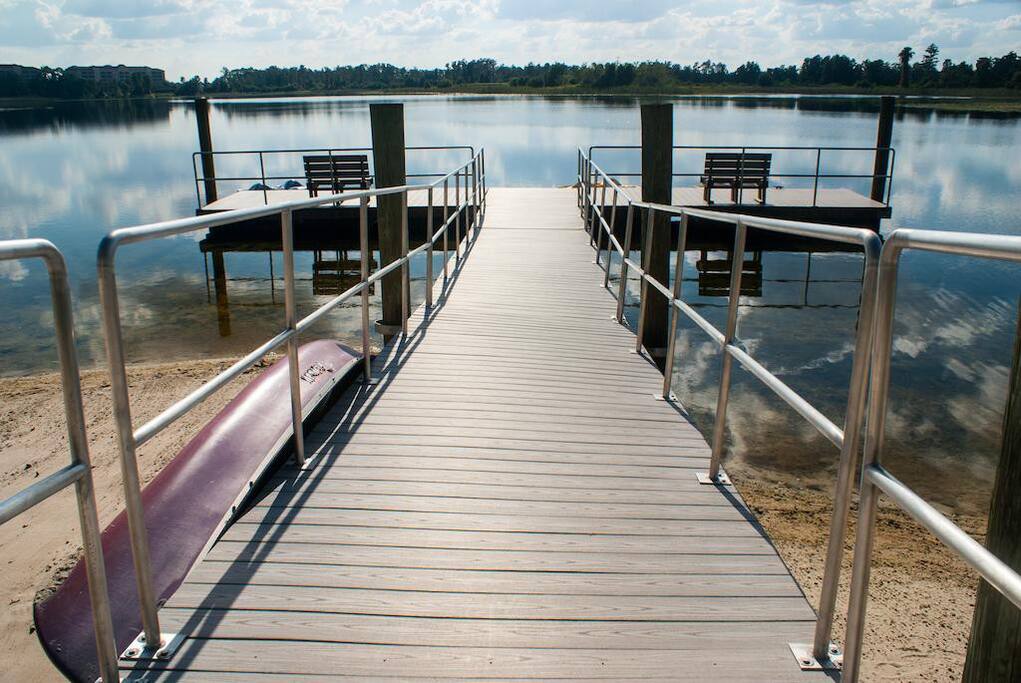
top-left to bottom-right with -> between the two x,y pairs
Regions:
899,46 -> 914,87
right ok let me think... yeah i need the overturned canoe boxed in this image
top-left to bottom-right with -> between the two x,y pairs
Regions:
34,340 -> 361,682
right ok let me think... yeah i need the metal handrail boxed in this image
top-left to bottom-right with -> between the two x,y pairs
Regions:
100,149 -> 486,661
578,149 -> 879,669
192,145 -> 476,207
0,239 -> 119,682
842,228 -> 1021,682
587,144 -> 896,207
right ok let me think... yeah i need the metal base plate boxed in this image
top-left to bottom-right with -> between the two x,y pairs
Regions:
696,470 -> 732,486
788,642 -> 843,671
121,631 -> 184,662
653,392 -> 677,402
362,376 -> 380,386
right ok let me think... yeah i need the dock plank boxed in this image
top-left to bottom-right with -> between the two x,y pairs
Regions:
128,188 -> 827,681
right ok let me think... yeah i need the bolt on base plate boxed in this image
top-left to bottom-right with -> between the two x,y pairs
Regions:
696,469 -> 732,486
788,642 -> 843,671
121,631 -> 183,662
653,392 -> 677,402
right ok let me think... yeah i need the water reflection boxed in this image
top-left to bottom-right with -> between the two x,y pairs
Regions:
1,94 -> 1019,517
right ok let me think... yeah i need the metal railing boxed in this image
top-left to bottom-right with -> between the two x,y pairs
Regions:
192,145 -> 476,207
842,228 -> 1021,682
578,148 -> 880,670
0,240 -> 119,682
588,144 -> 896,206
99,148 -> 486,661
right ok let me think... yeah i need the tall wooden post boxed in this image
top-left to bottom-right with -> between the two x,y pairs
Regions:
639,103 -> 673,371
195,97 -> 217,204
370,103 -> 406,343
870,96 -> 895,204
963,303 -> 1021,682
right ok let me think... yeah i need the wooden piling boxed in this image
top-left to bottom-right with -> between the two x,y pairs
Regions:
639,103 -> 673,370
370,103 -> 407,343
962,302 -> 1021,682
195,97 -> 217,204
870,96 -> 895,204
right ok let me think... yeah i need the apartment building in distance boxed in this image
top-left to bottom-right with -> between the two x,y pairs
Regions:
64,65 -> 166,85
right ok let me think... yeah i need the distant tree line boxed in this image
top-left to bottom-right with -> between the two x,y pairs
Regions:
195,47 -> 1021,93
0,67 -> 165,99
3,46 -> 1020,99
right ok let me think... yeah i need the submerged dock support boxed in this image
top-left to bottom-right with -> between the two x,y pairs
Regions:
195,97 -> 217,204
638,103 -> 673,370
370,103 -> 407,342
870,96 -> 895,204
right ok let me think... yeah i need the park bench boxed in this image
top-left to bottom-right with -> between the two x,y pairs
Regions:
303,154 -> 371,197
700,152 -> 771,204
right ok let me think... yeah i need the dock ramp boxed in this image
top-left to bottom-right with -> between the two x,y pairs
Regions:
133,188 -> 829,680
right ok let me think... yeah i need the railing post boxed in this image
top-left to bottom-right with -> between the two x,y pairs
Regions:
812,149 -> 821,207
472,156 -> 479,232
700,218 -> 746,486
401,190 -> 409,336
443,179 -> 450,278
359,196 -> 372,383
97,241 -> 164,657
594,182 -> 607,258
43,246 -> 120,682
281,208 -> 305,467
454,170 -> 462,262
426,187 -> 434,310
661,213 -> 688,399
616,203 -> 635,324
792,233 -> 882,671
635,206 -> 655,354
259,151 -> 268,206
603,189 -> 619,288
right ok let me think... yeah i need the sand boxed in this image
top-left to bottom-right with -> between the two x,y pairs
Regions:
0,363 -> 987,682
0,357 -> 272,683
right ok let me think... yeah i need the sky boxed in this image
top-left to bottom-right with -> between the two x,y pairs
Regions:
1,0 -> 1019,81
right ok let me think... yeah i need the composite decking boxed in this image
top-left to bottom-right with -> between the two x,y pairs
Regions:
129,188 -> 831,681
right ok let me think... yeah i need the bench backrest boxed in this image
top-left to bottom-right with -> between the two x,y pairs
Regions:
703,153 -> 771,183
303,154 -> 371,192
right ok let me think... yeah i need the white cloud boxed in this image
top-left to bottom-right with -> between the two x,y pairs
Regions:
0,0 -> 1017,79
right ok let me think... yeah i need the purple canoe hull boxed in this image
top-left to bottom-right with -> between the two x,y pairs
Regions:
34,340 -> 360,682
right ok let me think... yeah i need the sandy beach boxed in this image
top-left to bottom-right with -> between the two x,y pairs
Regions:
0,363 -> 985,682
0,357 -> 271,683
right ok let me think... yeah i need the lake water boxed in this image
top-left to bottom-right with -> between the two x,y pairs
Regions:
1,94 -> 1019,513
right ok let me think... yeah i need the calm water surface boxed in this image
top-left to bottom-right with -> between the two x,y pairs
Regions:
1,94 -> 1019,512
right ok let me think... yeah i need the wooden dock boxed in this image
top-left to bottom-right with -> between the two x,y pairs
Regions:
132,188 -> 831,681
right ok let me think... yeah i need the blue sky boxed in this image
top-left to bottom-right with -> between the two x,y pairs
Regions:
1,0 -> 1018,80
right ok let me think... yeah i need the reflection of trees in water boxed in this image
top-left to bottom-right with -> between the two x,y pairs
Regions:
0,99 -> 173,135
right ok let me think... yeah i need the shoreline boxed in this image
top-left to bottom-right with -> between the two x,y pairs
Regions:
2,86 -> 1020,114
0,362 -> 986,681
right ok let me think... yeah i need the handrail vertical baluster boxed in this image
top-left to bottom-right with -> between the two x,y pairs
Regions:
401,190 -> 409,336
426,187 -> 434,310
281,208 -> 305,467
813,149 -> 822,207
616,202 -> 634,324
259,152 -> 268,205
97,240 -> 163,654
705,219 -> 747,484
604,187 -> 619,285
635,206 -> 654,354
443,179 -> 450,278
662,213 -> 689,399
454,170 -> 462,262
359,196 -> 372,382
594,182 -> 607,258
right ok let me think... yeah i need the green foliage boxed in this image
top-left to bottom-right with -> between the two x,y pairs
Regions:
3,48 -> 1021,100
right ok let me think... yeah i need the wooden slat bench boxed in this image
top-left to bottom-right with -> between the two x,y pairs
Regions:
700,152 -> 771,205
303,154 -> 371,197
